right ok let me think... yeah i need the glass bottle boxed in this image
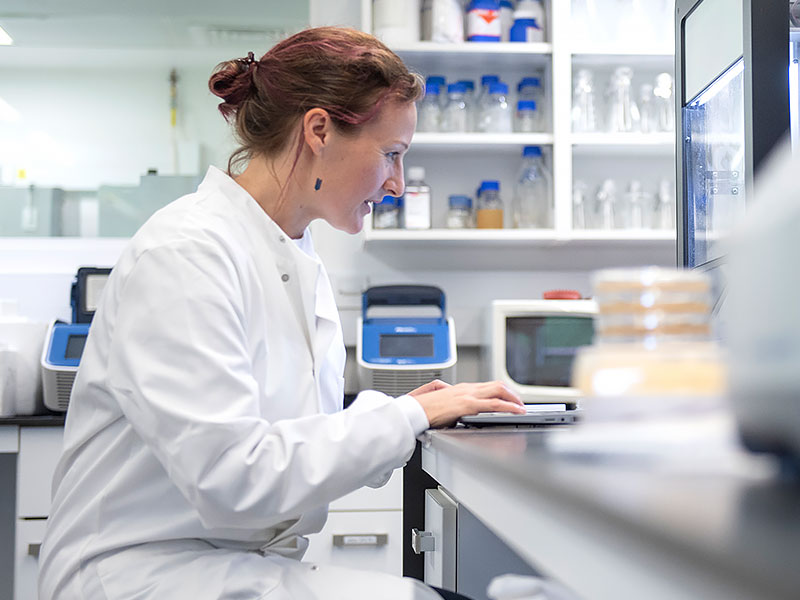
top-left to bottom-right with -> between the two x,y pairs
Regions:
473,74 -> 500,131
446,195 -> 473,228
656,178 -> 675,229
573,180 -> 590,229
441,83 -> 469,133
572,69 -> 597,132
515,100 -> 541,132
404,166 -> 432,229
513,146 -> 552,228
653,73 -> 674,132
476,180 -> 504,228
478,82 -> 513,133
638,83 -> 655,134
373,195 -> 400,229
417,83 -> 441,132
606,66 -> 639,133
595,179 -> 617,230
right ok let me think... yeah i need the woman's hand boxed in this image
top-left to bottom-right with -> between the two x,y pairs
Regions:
411,381 -> 525,429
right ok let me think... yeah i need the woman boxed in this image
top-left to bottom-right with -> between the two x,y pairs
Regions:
38,26 -> 524,600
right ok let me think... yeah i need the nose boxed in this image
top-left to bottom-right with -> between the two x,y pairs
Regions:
383,161 -> 404,198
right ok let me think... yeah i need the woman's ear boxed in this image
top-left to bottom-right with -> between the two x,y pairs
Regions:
303,108 -> 332,157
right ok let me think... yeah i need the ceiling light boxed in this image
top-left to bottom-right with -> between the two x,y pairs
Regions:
0,25 -> 13,46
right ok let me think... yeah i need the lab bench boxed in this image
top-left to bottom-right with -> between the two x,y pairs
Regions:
419,428 -> 800,600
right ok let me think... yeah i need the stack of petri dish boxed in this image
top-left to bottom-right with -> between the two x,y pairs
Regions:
572,267 -> 727,419
592,267 -> 712,346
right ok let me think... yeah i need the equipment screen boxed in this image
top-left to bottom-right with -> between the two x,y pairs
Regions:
379,334 -> 434,358
506,316 -> 594,387
65,334 -> 88,360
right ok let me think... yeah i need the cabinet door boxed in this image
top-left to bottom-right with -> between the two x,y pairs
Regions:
303,510 -> 403,576
423,487 -> 458,590
17,428 -> 63,518
14,518 -> 47,600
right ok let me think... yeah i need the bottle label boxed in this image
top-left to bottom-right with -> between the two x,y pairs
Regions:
467,9 -> 501,41
404,188 -> 431,229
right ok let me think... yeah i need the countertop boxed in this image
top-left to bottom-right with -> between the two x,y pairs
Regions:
421,416 -> 800,600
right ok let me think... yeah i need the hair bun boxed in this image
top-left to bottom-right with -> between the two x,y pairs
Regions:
208,59 -> 255,120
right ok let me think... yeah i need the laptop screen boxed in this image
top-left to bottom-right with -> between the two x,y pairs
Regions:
506,316 -> 594,387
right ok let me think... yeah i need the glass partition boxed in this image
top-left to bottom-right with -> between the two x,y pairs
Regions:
682,57 -> 745,268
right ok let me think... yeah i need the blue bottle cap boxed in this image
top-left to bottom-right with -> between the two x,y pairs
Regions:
500,0 -> 514,8
479,180 -> 500,191
481,75 -> 500,87
426,75 -> 446,87
518,77 -> 542,91
424,83 -> 440,96
469,0 -> 501,10
447,82 -> 468,94
523,146 -> 542,157
448,195 -> 473,208
457,79 -> 475,92
517,100 -> 537,111
379,195 -> 399,206
488,82 -> 509,95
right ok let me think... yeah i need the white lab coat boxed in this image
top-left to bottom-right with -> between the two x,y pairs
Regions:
38,166 -> 437,600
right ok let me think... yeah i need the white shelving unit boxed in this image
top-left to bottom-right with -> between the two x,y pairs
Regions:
360,0 -> 677,263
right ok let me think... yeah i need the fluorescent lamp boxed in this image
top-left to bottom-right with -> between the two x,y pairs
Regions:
0,25 -> 13,46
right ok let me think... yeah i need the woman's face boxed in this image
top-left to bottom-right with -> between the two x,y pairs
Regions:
316,100 -> 416,234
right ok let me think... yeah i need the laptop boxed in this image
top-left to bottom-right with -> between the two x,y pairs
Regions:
459,404 -> 579,427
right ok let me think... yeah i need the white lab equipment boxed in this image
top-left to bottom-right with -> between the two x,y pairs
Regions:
510,0 -> 546,42
0,299 -> 48,416
41,267 -> 111,412
483,298 -> 597,406
466,0 -> 501,42
357,285 -> 457,397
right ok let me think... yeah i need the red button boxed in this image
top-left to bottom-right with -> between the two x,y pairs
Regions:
543,290 -> 582,300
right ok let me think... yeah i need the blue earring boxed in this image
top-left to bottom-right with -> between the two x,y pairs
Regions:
314,178 -> 322,191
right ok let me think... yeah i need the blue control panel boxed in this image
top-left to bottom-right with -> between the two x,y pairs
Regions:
361,317 -> 452,365
46,322 -> 90,367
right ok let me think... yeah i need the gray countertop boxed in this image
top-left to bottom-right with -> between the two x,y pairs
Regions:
422,421 -> 800,600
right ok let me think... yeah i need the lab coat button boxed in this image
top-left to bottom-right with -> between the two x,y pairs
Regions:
279,235 -> 286,243
281,274 -> 290,282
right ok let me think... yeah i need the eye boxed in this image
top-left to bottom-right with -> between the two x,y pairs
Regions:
385,151 -> 401,162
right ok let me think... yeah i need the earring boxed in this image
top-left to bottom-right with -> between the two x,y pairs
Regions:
314,178 -> 322,191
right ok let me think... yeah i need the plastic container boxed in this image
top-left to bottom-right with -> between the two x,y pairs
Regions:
446,195 -> 473,228
476,180 -> 504,228
404,167 -> 432,229
373,0 -> 421,46
514,100 -> 541,132
499,0 -> 514,41
426,75 -> 447,107
373,195 -> 400,229
510,0 -> 546,42
441,83 -> 469,133
466,0 -> 501,42
417,83 -> 442,132
0,299 -> 48,416
512,146 -> 552,228
478,81 -> 513,133
473,74 -> 500,130
421,0 -> 465,43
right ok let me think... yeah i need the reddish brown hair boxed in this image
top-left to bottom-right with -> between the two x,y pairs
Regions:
209,26 -> 424,174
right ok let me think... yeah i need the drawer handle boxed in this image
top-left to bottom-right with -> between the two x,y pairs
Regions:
28,543 -> 41,558
332,534 -> 388,547
411,528 -> 435,554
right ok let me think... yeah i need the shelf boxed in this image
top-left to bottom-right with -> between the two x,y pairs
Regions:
363,228 -> 675,245
410,132 -> 554,151
571,49 -> 674,69
571,133 -> 675,156
390,42 -> 552,72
